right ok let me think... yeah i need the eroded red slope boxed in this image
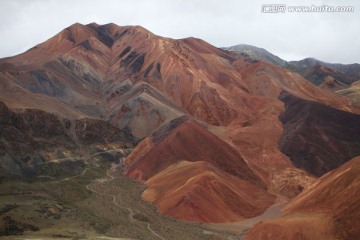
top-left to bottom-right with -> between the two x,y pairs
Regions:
123,117 -> 278,222
124,117 -> 265,188
245,156 -> 360,240
143,161 -> 275,223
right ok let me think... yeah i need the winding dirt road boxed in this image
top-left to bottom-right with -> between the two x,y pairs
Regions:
36,148 -> 165,239
86,161 -> 166,240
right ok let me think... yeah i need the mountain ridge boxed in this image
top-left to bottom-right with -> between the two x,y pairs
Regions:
224,44 -> 360,109
0,23 -> 359,236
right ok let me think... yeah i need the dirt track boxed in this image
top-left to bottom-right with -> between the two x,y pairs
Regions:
86,162 -> 166,240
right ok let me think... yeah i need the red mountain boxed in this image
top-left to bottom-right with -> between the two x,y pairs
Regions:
0,23 -> 359,224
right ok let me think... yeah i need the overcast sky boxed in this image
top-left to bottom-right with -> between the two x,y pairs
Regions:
0,0 -> 359,63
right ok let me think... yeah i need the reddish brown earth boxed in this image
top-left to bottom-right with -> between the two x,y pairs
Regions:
245,156 -> 360,240
143,161 -> 275,223
1,22 -> 359,224
125,117 -> 265,187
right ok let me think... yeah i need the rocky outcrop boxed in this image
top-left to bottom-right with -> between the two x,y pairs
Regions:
0,101 -> 135,178
75,118 -> 135,147
0,101 -> 73,152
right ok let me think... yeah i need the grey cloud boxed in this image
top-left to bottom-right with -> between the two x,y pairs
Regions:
0,0 -> 359,63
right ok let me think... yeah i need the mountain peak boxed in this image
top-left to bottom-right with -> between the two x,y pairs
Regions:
223,43 -> 287,67
1,23 -> 160,66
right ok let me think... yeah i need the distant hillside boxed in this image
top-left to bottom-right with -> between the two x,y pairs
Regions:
288,58 -> 360,79
222,44 -> 287,67
224,45 -> 360,103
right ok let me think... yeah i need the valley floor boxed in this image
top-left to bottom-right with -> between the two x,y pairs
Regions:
209,200 -> 287,233
0,150 -> 248,240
